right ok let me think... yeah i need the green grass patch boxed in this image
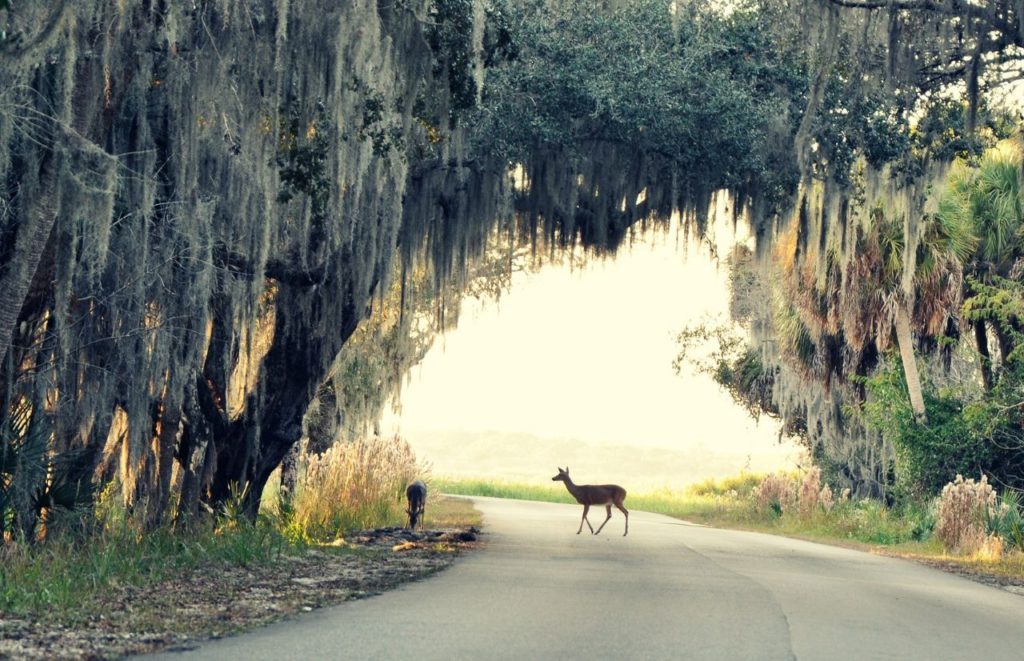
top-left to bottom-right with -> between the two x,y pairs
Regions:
432,477 -> 576,504
438,476 -> 932,547
434,477 -> 758,523
0,490 -> 485,624
0,519 -> 288,621
687,472 -> 767,498
425,493 -> 484,529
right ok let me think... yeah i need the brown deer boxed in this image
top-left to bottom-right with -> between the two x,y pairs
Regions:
552,467 -> 628,536
406,480 -> 427,530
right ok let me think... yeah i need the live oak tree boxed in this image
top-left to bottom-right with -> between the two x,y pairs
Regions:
2,0 -> 1021,539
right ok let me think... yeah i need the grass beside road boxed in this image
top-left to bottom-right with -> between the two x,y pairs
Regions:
436,475 -> 1024,583
424,493 -> 483,529
0,494 -> 480,624
434,477 -> 759,523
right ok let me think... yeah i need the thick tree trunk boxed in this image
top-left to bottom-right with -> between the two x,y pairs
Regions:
203,278 -> 365,520
0,158 -> 58,369
894,305 -> 927,424
974,319 -> 993,391
174,395 -> 215,526
145,394 -> 182,530
994,324 -> 1016,369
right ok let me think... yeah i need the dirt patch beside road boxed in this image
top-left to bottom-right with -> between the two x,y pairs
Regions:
0,526 -> 481,660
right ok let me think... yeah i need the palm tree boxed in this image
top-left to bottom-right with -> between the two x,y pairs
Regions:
938,140 -> 1024,387
845,202 -> 974,423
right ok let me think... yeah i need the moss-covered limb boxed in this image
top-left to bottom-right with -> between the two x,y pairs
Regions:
822,0 -> 1023,46
213,246 -> 329,287
0,1 -> 71,62
0,155 -> 57,369
810,0 -> 1024,124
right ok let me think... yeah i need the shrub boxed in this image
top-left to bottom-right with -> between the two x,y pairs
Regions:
754,468 -> 835,519
989,490 -> 1024,552
798,467 -> 823,518
935,474 -> 1003,554
753,472 -> 797,516
819,483 -> 835,512
862,360 -> 1024,499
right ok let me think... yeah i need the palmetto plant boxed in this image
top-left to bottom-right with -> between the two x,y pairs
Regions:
988,489 -> 1024,551
941,143 -> 1023,276
0,399 -> 95,541
0,399 -> 48,539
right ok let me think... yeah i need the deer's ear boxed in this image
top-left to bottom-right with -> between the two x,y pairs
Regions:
565,466 -> 569,474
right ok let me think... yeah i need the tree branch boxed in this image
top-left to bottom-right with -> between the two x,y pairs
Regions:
214,246 -> 328,287
0,1 -> 71,61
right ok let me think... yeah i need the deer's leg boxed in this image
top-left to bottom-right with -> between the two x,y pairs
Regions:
594,504 -> 613,535
610,505 -> 626,536
578,504 -> 593,534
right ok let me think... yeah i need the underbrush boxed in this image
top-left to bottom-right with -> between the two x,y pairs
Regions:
0,435 -> 459,621
274,435 -> 425,541
0,517 -> 288,620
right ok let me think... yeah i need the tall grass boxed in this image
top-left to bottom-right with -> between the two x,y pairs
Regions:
286,435 -> 424,540
0,435 -> 438,620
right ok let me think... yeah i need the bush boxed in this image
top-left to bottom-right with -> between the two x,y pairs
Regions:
828,498 -> 914,544
935,474 -> 1003,554
864,360 -> 1015,499
753,472 -> 797,516
752,468 -> 836,519
798,467 -> 823,518
988,490 -> 1024,552
862,360 -> 1024,499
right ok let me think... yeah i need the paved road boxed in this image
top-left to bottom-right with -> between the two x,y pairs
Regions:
154,496 -> 1024,660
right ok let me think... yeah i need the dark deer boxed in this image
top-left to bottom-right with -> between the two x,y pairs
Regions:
405,480 -> 427,530
552,467 -> 628,536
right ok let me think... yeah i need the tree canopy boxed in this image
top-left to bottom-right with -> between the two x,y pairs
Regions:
1,0 -> 1022,540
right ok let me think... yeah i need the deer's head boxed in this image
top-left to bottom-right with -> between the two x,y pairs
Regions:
552,466 -> 570,482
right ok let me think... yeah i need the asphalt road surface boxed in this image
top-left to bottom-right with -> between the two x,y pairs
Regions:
153,496 -> 1024,660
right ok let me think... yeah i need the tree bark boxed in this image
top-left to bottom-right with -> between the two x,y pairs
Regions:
974,318 -> 993,391
174,384 -> 212,526
994,324 -> 1016,369
202,270 -> 371,520
894,305 -> 927,424
0,157 -> 58,369
145,391 -> 182,530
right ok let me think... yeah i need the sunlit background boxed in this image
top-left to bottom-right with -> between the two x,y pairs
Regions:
382,217 -> 804,491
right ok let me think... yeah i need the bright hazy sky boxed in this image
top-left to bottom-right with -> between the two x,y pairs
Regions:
381,218 -> 803,489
